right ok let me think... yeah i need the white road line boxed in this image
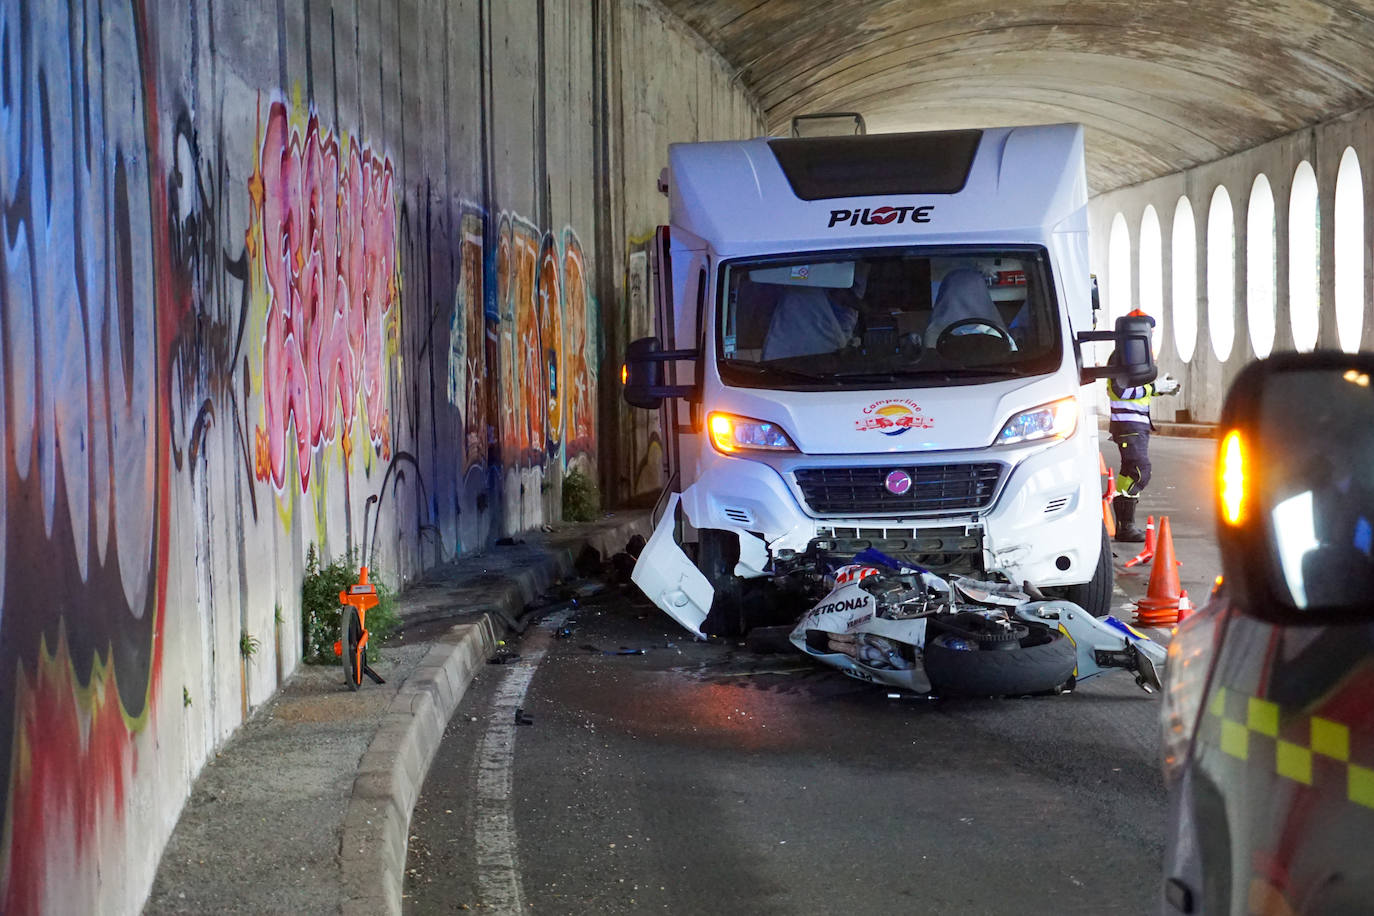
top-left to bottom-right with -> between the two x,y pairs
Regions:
472,610 -> 569,914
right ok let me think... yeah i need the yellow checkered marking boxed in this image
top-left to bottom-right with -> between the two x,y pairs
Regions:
1311,717 -> 1350,761
1247,697 -> 1279,737
1276,741 -> 1312,785
1207,686 -> 1374,810
1350,766 -> 1374,809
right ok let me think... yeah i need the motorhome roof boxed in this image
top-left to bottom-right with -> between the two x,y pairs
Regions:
667,123 -> 1087,257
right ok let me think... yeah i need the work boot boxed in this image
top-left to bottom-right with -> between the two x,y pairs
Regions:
1113,495 -> 1146,542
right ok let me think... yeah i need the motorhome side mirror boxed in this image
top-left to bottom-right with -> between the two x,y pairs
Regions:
1214,352 -> 1374,624
1112,315 -> 1157,386
1076,315 -> 1156,385
621,336 -> 699,410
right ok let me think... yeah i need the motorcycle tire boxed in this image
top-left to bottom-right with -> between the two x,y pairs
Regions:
923,628 -> 1076,697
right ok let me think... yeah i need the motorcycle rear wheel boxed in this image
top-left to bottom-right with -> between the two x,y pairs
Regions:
923,627 -> 1075,697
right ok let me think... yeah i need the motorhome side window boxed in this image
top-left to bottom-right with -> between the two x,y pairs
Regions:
718,249 -> 1061,389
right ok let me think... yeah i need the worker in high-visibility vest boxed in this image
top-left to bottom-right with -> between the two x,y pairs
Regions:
1108,309 -> 1180,542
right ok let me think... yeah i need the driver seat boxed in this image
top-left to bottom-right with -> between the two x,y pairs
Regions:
924,268 -> 1011,350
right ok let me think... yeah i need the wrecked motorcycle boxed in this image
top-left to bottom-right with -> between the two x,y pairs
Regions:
789,549 -> 1164,697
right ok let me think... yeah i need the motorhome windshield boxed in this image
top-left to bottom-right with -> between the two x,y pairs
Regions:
718,248 -> 1062,390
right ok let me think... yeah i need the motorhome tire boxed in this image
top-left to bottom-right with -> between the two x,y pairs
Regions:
1048,525 -> 1113,617
697,528 -> 746,636
924,629 -> 1076,697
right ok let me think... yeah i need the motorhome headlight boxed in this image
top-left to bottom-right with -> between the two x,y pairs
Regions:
995,397 -> 1078,446
708,412 -> 797,453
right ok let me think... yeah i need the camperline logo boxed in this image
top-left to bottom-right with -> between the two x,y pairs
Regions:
827,205 -> 934,229
856,398 -> 934,436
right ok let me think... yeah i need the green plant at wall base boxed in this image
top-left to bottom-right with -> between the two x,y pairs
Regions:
562,469 -> 601,522
183,687 -> 192,708
240,631 -> 261,659
300,544 -> 401,665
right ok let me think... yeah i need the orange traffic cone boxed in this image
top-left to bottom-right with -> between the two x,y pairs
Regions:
1100,454 -> 1117,539
1124,516 -> 1156,568
1135,515 -> 1183,627
1175,589 -> 1193,624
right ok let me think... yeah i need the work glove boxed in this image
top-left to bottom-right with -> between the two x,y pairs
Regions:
1154,373 -> 1181,396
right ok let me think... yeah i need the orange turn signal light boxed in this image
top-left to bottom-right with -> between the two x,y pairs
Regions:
709,413 -> 736,452
1219,429 -> 1246,526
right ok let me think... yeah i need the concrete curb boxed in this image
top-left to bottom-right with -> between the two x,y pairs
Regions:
338,514 -> 652,916
1097,416 -> 1216,439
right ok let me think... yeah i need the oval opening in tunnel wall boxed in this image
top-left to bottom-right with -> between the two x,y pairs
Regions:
1334,147 -> 1364,353
1247,173 -> 1276,358
1139,205 -> 1163,355
1207,185 -> 1236,362
1107,212 -> 1132,327
1172,196 -> 1198,363
1290,160 -> 1321,352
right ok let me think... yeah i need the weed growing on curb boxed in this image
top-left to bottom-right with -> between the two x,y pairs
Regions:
562,468 -> 600,522
300,544 -> 400,664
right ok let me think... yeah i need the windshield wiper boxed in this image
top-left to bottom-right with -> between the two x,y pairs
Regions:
719,360 -> 833,384
924,366 -> 1029,378
830,366 -> 1027,381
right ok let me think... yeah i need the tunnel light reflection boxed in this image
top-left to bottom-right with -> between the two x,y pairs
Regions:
1271,490 -> 1317,608
1343,369 -> 1370,387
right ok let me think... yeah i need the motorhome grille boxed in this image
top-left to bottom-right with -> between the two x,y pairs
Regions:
794,464 -> 1003,515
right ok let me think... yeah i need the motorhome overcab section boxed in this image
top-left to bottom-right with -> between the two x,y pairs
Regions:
623,123 -> 1155,638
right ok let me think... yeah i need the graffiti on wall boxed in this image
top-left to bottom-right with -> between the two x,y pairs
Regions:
445,211 -> 596,476
0,1 -> 169,910
447,210 -> 488,472
0,36 -> 408,908
249,100 -> 401,495
562,231 -> 596,463
1,1 -> 603,910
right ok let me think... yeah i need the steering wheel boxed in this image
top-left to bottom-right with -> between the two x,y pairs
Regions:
934,318 -> 1013,354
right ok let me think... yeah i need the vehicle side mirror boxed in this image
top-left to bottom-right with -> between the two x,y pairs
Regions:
1076,315 -> 1157,386
622,336 -> 698,410
1215,352 -> 1374,624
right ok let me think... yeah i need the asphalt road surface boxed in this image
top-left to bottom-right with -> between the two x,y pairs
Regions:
406,437 -> 1219,915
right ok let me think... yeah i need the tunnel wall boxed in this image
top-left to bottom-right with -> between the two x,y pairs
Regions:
0,0 -> 761,912
1088,103 -> 1374,423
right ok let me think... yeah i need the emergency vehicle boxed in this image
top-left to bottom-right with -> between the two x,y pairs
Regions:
1161,351 -> 1374,913
622,124 -> 1155,636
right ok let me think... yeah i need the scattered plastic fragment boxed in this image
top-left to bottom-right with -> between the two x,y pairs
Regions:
514,707 -> 534,725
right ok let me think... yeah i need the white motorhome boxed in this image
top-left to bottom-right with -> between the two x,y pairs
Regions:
624,124 -> 1154,637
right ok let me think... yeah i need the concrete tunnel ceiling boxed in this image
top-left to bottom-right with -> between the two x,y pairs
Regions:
660,0 -> 1374,192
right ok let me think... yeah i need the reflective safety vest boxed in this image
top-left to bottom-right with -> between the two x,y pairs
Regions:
1108,380 -> 1154,427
